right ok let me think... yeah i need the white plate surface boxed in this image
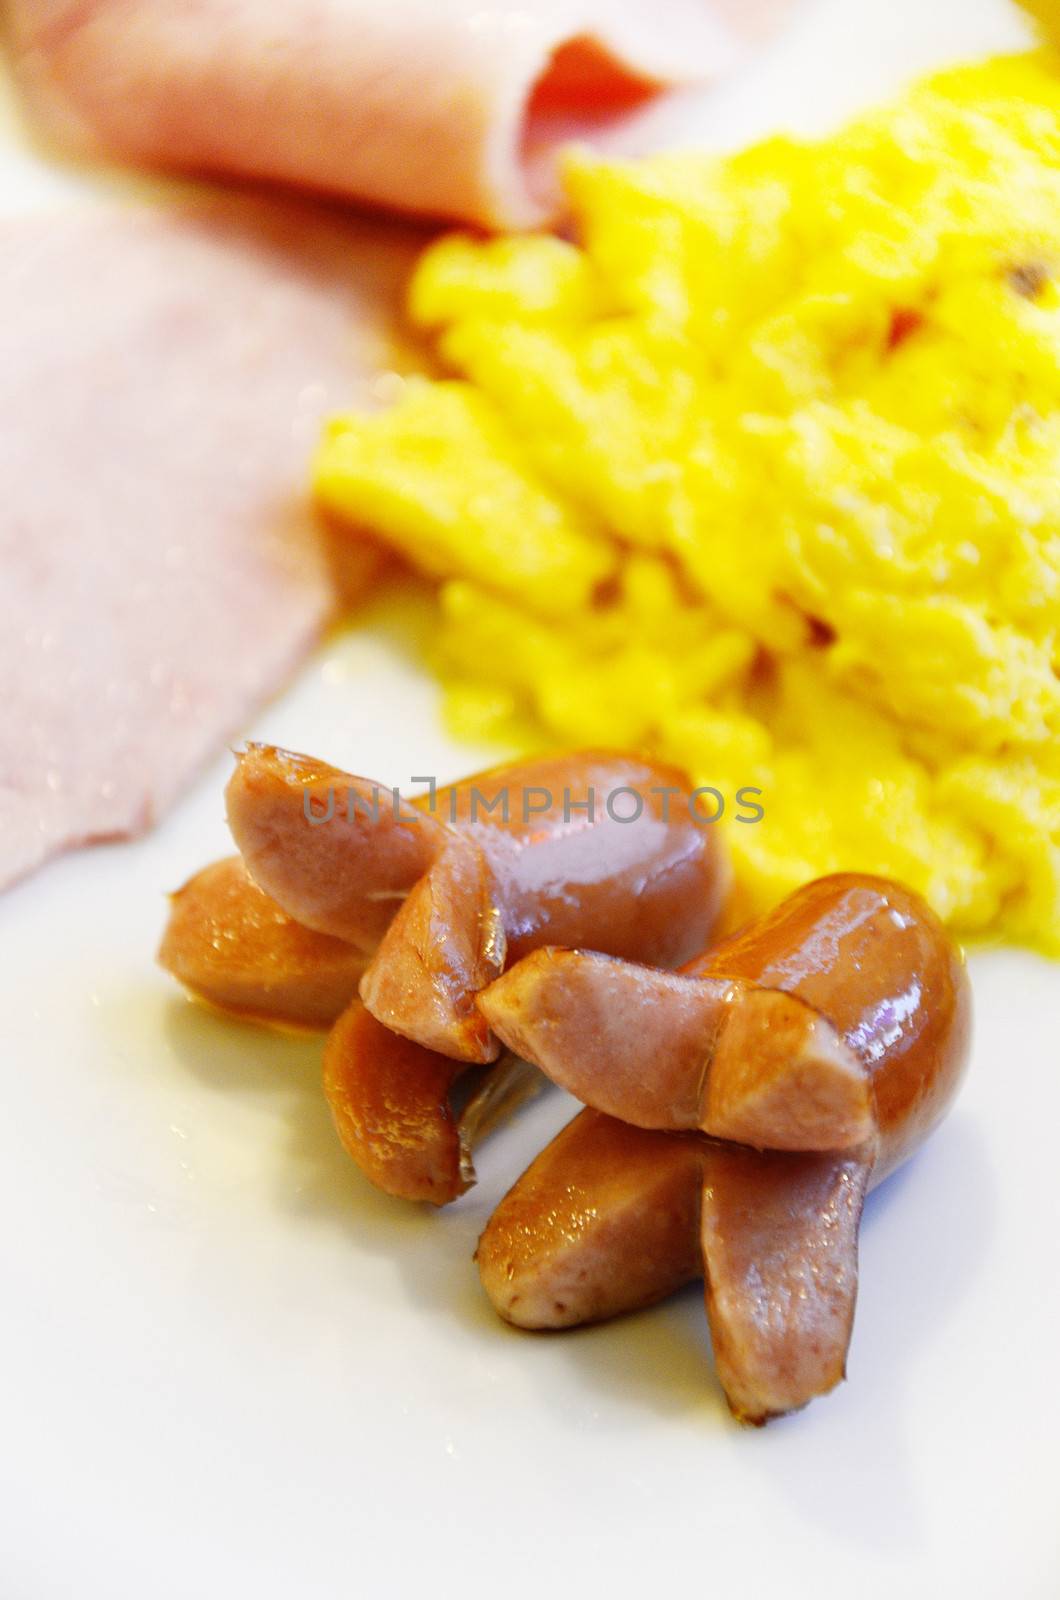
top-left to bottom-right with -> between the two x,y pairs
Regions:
2,4 -> 1057,1598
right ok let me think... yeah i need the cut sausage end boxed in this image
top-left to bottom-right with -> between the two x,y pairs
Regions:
701,1144 -> 870,1424
323,1003 -> 537,1205
323,1001 -> 470,1205
480,951 -> 875,1151
226,743 -> 443,950
360,840 -> 506,1063
478,949 -> 729,1129
703,988 -> 876,1152
477,1109 -> 704,1329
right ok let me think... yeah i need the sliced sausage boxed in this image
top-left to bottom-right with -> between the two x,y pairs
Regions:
477,1108 -> 703,1328
227,746 -> 730,1062
158,855 -> 365,1028
478,873 -> 970,1160
225,744 -> 447,954
475,873 -> 971,1422
358,837 -> 507,1059
700,1144 -> 870,1424
323,1000 -> 541,1205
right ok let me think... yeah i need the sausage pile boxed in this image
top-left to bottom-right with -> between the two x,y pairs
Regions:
159,744 -> 970,1424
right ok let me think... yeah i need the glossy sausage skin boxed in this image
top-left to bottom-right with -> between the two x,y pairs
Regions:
479,951 -> 874,1149
355,749 -> 731,1059
157,855 -> 365,1028
227,746 -> 730,1062
477,1109 -> 704,1329
475,874 -> 971,1423
434,752 -> 728,969
324,1003 -> 468,1205
480,874 -> 971,1162
688,873 -> 972,1178
359,835 -> 507,1060
700,1143 -> 869,1424
477,1104 -> 872,1422
158,852 -> 540,1199
226,745 -> 446,954
324,1001 -> 543,1205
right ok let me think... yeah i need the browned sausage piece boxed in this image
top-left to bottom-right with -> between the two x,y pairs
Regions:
157,855 -> 365,1028
358,837 -> 507,1060
228,746 -> 730,1063
478,950 -> 873,1150
433,752 -> 727,970
478,874 -> 970,1157
689,873 -> 972,1181
225,744 -> 447,953
477,1106 -> 872,1418
477,1109 -> 704,1329
700,1144 -> 870,1425
475,874 -> 971,1423
323,1000 -> 541,1205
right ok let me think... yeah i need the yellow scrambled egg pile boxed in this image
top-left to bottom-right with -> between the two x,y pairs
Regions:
316,54 -> 1060,953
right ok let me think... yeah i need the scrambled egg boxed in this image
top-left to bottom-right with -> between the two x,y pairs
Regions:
316,54 -> 1060,954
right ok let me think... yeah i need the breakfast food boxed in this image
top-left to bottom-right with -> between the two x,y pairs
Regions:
158,857 -> 366,1028
316,54 -> 1060,955
225,745 -> 445,953
163,742 -> 729,1196
8,0 -> 798,229
224,745 -> 730,1061
479,1116 -> 870,1423
478,875 -> 971,1422
323,1003 -> 542,1204
477,1109 -> 704,1327
699,1143 -> 869,1424
160,736 -> 970,1420
479,873 -> 968,1164
0,200 -> 393,891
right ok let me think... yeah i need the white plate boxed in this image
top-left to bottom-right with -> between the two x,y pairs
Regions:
2,4 -> 1057,1597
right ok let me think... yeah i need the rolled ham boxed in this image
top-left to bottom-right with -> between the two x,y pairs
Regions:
0,200 -> 406,891
7,0 -> 799,228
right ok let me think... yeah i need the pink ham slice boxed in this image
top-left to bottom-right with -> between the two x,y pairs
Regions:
8,1 -> 799,228
0,200 -> 407,891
